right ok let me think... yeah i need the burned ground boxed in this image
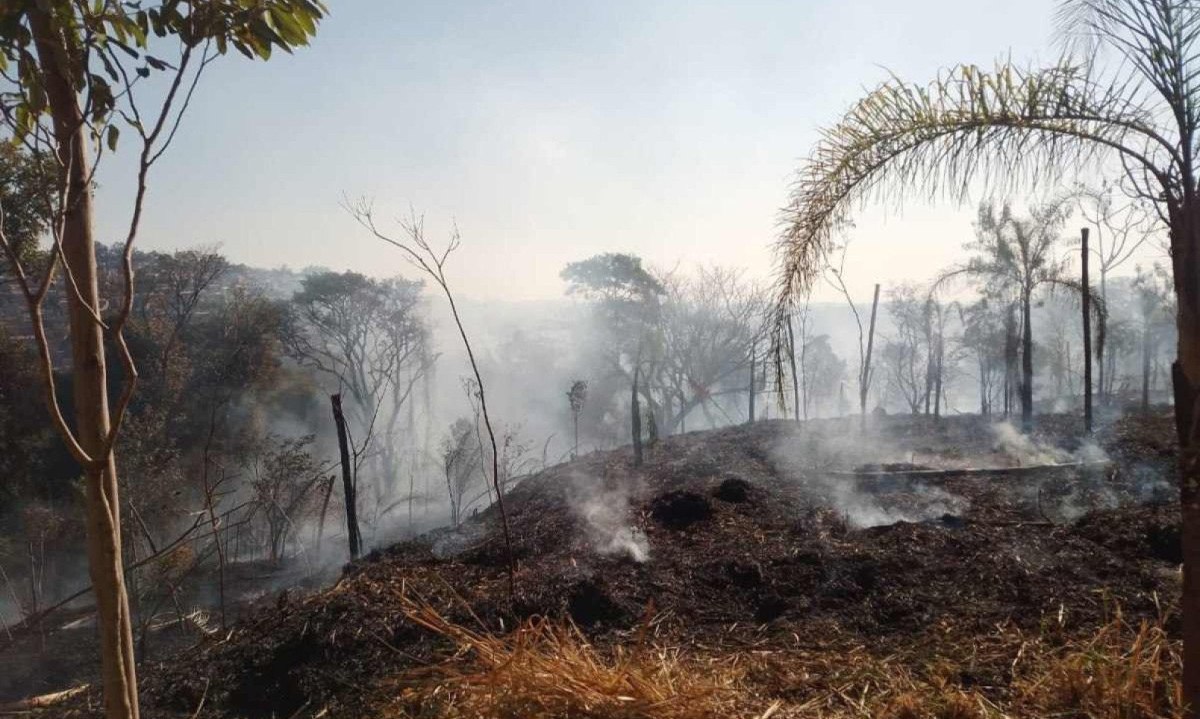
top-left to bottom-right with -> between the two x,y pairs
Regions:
17,412 -> 1186,717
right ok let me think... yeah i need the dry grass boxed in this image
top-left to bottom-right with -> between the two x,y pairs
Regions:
371,595 -> 1181,719
381,597 -> 751,719
1013,611 -> 1183,719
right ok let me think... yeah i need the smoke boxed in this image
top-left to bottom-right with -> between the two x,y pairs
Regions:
772,422 -> 970,529
833,481 -> 968,529
990,422 -> 1073,465
566,471 -> 650,562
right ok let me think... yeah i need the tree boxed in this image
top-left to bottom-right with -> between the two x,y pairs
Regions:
940,199 -> 1071,428
882,285 -> 932,414
441,418 -> 482,528
349,206 -> 516,595
959,299 -> 1008,416
563,253 -> 667,436
656,265 -> 767,432
1073,181 -> 1158,402
0,144 -> 55,281
567,380 -> 588,459
800,335 -> 846,417
283,270 -> 433,501
771,1 -> 1200,708
1134,264 -> 1175,411
0,5 -> 323,718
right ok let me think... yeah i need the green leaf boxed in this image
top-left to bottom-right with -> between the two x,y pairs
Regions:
106,124 -> 119,152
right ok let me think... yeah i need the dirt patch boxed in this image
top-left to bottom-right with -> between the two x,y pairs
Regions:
650,490 -> 713,529
713,476 -> 752,503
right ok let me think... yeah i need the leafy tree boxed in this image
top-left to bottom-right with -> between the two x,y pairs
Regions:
1134,264 -> 1176,410
959,299 -> 1008,417
942,200 -> 1072,428
0,5 -> 324,717
800,335 -> 845,418
0,144 -> 55,278
882,285 -> 933,414
771,1 -> 1200,702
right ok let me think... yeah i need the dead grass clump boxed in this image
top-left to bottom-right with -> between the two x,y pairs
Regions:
1016,613 -> 1183,719
390,599 -> 747,719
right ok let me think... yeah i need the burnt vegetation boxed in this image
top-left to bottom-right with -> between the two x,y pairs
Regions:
2,1 -> 1200,718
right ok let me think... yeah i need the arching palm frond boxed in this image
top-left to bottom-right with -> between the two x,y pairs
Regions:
1056,0 -> 1200,140
771,59 -> 1178,379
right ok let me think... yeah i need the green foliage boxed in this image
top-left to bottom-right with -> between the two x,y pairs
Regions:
0,0 -> 326,146
0,143 -> 54,267
561,253 -> 665,303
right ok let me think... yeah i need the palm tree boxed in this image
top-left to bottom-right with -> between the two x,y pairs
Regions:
771,1 -> 1200,711
939,199 -> 1073,429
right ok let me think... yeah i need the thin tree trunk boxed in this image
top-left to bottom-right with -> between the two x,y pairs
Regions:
315,476 -> 334,554
330,393 -> 360,559
1098,269 -> 1108,405
861,284 -> 881,429
29,10 -> 140,718
1021,288 -> 1034,431
933,332 -> 944,418
632,365 -> 643,466
787,314 -> 800,420
1082,228 -> 1094,433
748,340 -> 756,424
1143,318 -> 1153,412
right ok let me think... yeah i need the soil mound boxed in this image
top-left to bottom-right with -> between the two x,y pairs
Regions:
125,415 -> 1182,718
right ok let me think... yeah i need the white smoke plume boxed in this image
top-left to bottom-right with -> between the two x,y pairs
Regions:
566,471 -> 650,562
991,422 -> 1073,465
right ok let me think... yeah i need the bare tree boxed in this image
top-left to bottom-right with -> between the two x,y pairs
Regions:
349,205 -> 515,594
1072,182 -> 1158,401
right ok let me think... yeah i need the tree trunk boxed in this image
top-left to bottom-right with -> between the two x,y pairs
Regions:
1098,269 -> 1108,405
1170,208 -> 1200,719
1082,228 -> 1093,433
787,314 -> 800,420
861,283 -> 880,429
573,412 -> 579,459
1021,288 -> 1034,431
933,332 -> 944,418
29,10 -> 139,719
330,393 -> 360,559
632,366 -> 643,466
1143,318 -> 1153,412
748,340 -> 756,424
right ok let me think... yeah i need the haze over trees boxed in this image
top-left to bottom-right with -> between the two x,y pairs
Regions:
772,0 -> 1200,711
0,1 -> 1192,717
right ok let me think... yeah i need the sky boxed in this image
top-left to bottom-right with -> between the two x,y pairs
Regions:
91,0 -> 1166,303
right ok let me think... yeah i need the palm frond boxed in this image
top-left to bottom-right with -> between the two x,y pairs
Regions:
771,60 -> 1177,385
1056,0 -> 1200,149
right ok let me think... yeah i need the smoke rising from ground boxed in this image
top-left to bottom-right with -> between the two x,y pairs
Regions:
566,470 -> 650,562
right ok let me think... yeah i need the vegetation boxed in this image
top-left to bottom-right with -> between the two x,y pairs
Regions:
0,2 -> 1191,718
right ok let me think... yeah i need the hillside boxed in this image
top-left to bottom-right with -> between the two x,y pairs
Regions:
17,413 -> 1160,718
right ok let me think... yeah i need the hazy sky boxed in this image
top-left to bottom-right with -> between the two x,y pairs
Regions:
91,0 -> 1162,302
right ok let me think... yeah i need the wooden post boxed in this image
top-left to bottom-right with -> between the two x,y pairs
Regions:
1082,228 -> 1094,433
330,393 -> 360,559
861,283 -> 881,429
